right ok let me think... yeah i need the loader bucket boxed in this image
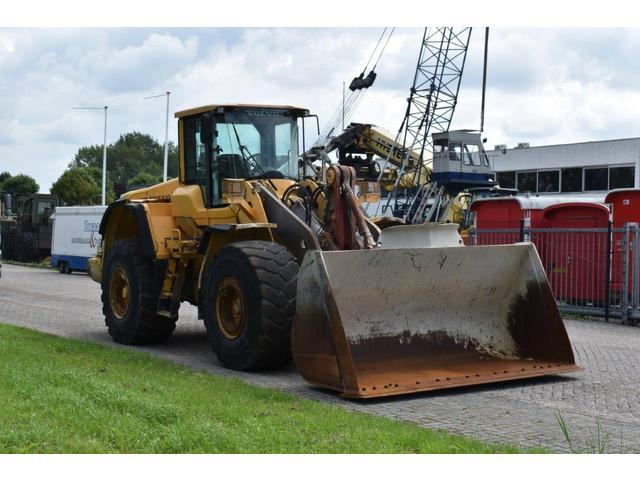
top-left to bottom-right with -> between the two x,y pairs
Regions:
292,243 -> 581,399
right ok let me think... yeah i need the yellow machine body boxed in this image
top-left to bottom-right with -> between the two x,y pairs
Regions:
91,104 -> 580,399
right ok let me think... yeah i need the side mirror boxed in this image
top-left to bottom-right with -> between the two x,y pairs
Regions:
482,137 -> 487,144
199,114 -> 213,144
305,114 -> 320,135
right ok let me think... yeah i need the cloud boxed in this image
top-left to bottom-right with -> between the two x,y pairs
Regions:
1,27 -> 640,192
77,33 -> 199,92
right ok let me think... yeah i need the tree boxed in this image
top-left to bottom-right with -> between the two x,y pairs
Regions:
67,132 -> 178,198
51,167 -> 101,206
0,171 -> 11,184
1,174 -> 39,196
81,166 -> 116,203
167,142 -> 179,178
127,172 -> 162,190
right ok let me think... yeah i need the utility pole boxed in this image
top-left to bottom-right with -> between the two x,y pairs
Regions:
480,27 -> 489,133
72,105 -> 109,206
145,91 -> 171,182
102,106 -> 108,205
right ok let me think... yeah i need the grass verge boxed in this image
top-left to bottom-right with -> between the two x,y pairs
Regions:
2,259 -> 54,270
0,323 -> 534,453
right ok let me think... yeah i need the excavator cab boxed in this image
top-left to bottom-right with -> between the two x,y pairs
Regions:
431,130 -> 496,195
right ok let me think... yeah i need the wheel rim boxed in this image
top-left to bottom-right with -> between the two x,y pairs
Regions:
109,266 -> 130,320
215,277 -> 246,340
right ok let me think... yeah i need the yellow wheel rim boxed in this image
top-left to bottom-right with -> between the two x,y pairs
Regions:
109,266 -> 130,320
216,277 -> 246,340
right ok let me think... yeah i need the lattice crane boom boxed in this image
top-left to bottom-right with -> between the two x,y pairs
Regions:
377,27 -> 472,218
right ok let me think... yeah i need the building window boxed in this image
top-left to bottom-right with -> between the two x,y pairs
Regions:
537,170 -> 559,193
584,167 -> 608,191
561,167 -> 583,192
517,171 -> 537,193
496,171 -> 515,189
609,166 -> 635,189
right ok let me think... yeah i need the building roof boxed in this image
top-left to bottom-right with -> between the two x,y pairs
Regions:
486,137 -> 640,172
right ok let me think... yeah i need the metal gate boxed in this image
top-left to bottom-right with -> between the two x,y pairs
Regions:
470,223 -> 640,325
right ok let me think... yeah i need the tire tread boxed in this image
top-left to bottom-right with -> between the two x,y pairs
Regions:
101,239 -> 176,344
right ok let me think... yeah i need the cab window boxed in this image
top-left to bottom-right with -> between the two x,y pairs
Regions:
183,116 -> 214,206
463,144 -> 478,166
449,143 -> 462,161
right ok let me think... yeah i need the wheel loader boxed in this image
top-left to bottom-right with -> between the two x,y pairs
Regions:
89,103 -> 580,398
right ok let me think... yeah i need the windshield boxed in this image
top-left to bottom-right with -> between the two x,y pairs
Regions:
216,109 -> 299,180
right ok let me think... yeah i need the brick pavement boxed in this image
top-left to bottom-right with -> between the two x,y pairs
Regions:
1,263 -> 639,452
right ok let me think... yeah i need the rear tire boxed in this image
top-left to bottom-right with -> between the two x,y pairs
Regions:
101,239 -> 176,344
202,241 -> 298,370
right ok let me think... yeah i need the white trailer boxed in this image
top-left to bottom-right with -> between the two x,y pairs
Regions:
50,206 -> 107,273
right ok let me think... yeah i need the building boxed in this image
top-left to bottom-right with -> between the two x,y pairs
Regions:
487,137 -> 640,195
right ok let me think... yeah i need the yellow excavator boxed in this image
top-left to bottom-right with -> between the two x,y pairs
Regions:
324,123 -> 430,192
324,123 -> 518,230
89,103 -> 580,398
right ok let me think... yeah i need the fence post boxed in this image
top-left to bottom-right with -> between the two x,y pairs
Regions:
519,219 -> 525,242
621,224 -> 630,325
604,216 -> 613,323
631,223 -> 640,325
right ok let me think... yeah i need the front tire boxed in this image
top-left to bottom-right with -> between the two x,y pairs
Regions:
101,239 -> 176,344
202,241 -> 298,370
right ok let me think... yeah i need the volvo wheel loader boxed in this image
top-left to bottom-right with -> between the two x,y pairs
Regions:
89,104 -> 580,398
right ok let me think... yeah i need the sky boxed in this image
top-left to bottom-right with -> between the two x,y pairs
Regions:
2,27 -> 640,193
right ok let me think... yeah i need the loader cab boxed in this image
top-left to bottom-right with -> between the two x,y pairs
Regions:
176,104 -> 309,207
431,130 -> 495,195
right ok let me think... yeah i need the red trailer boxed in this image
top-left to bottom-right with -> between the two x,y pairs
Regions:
604,189 -> 640,303
605,189 -> 640,227
470,195 -> 609,305
539,202 -> 610,229
470,195 -> 604,244
470,197 -> 550,245
537,202 -> 610,305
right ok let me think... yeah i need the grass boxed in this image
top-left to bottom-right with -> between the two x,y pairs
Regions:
0,323 -> 534,454
555,411 -> 613,454
2,258 -> 54,270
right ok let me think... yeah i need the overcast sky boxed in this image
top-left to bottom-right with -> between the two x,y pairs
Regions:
1,27 -> 640,193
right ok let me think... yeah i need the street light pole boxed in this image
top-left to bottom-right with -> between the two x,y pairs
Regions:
72,105 -> 109,206
145,91 -> 171,182
102,106 -> 108,206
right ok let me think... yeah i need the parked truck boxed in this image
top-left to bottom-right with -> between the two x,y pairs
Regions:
0,193 -> 58,263
51,206 -> 107,273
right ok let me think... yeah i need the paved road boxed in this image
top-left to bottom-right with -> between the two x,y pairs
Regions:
1,263 -> 640,453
